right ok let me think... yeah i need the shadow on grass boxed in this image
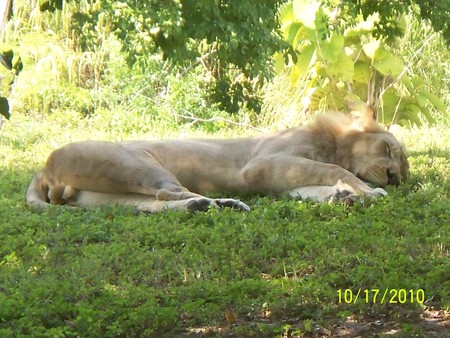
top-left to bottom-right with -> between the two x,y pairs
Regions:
177,304 -> 450,337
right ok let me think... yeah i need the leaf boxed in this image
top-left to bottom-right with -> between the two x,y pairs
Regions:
291,43 -> 316,85
362,40 -> 380,59
303,87 -> 326,112
292,25 -> 316,47
319,33 -> 345,62
273,52 -> 285,73
279,2 -> 295,23
352,82 -> 369,102
413,94 -> 428,108
372,50 -> 404,77
0,97 -> 10,120
293,0 -> 321,29
323,86 -> 347,110
419,89 -> 446,113
344,92 -> 366,111
283,21 -> 303,45
401,76 -> 414,92
400,103 -> 422,126
353,60 -> 371,83
379,88 -> 401,124
12,55 -> 24,76
290,62 -> 302,86
418,105 -> 436,124
0,50 -> 13,70
344,13 -> 379,40
364,41 -> 404,76
327,52 -> 354,82
397,14 -> 407,33
412,76 -> 426,90
225,308 -> 237,325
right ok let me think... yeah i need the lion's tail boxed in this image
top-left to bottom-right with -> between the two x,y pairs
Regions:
26,171 -> 50,208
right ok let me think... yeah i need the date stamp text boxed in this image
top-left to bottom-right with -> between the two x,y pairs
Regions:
337,289 -> 425,304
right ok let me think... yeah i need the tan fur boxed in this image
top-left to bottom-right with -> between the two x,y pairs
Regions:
26,106 -> 409,212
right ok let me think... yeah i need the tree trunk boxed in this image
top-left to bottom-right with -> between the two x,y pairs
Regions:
0,0 -> 12,35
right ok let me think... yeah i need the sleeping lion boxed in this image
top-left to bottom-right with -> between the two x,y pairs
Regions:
27,105 -> 409,212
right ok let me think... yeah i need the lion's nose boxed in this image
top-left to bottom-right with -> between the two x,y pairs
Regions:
386,169 -> 400,186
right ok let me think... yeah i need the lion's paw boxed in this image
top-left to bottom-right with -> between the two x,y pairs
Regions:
215,198 -> 251,211
186,198 -> 213,212
369,187 -> 388,197
327,189 -> 360,206
186,198 -> 250,212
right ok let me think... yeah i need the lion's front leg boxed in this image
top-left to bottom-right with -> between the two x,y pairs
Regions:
241,155 -> 387,202
288,180 -> 387,205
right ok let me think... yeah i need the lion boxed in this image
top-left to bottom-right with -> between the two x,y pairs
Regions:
26,105 -> 409,213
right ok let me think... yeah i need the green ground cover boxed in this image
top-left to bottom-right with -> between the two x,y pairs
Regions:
0,113 -> 449,337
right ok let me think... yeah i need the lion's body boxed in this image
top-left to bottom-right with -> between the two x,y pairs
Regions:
27,108 -> 409,212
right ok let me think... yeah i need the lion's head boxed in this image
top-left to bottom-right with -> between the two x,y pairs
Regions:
324,103 -> 409,187
344,131 -> 409,187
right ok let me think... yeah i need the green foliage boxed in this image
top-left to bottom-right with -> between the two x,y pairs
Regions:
0,97 -> 9,119
4,0 -> 449,126
113,1 -> 284,90
1,6 -> 219,131
414,1 -> 450,45
38,0 -> 63,12
38,0 -> 287,113
0,48 -> 23,119
278,0 -> 447,126
2,0 -> 288,121
345,0 -> 450,47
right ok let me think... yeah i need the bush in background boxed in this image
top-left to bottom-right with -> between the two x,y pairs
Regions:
271,0 -> 448,127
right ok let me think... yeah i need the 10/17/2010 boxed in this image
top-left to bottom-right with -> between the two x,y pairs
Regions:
337,288 -> 425,304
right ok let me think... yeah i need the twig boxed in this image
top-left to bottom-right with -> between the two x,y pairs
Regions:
175,113 -> 264,132
179,48 -> 218,76
374,32 -> 437,107
390,95 -> 403,126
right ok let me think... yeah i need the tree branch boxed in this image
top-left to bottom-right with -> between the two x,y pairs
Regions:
174,112 -> 263,132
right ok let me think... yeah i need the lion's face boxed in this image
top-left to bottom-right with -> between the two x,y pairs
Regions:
348,132 -> 409,187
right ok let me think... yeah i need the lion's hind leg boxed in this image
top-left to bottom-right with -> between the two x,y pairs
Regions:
64,173 -> 250,212
155,188 -> 250,211
69,190 -> 249,213
48,184 -> 69,205
156,191 -> 250,212
150,197 -> 250,212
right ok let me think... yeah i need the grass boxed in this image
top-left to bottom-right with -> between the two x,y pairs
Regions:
0,112 -> 449,337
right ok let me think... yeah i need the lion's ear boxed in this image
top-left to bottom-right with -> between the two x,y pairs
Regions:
351,104 -> 382,132
344,94 -> 383,132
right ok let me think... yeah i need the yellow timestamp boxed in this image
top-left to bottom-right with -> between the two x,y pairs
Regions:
337,289 -> 425,304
